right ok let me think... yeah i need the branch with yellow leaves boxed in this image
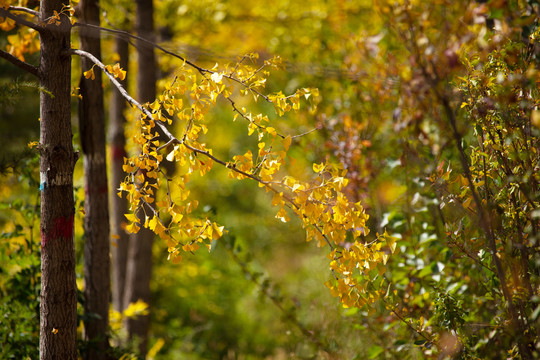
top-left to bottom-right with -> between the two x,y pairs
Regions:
71,22 -> 232,79
69,48 -> 334,249
69,48 -> 176,143
72,46 -> 378,297
73,21 -> 320,126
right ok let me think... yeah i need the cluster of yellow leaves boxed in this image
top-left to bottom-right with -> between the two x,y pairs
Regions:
118,54 -> 396,310
84,63 -> 126,81
262,159 -> 398,308
326,231 -> 398,308
118,63 -> 226,263
45,4 -> 76,26
1,2 -> 74,61
0,15 -> 15,31
105,63 -> 127,80
0,0 -> 16,31
268,88 -> 319,116
109,300 -> 149,332
6,28 -> 38,61
27,140 -> 39,149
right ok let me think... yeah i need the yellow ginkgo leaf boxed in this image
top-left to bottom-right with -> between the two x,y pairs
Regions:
83,67 -> 95,80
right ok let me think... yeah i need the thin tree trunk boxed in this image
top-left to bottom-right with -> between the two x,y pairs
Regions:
78,0 -> 110,358
39,1 -> 77,359
109,35 -> 130,314
123,0 -> 156,355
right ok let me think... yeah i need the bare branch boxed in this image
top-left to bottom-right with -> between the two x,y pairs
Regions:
225,245 -> 335,355
0,8 -> 44,32
73,21 -> 272,101
291,127 -> 318,139
0,49 -> 39,77
73,22 -> 206,73
8,5 -> 39,17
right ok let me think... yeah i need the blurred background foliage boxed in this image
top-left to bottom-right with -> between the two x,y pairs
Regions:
1,0 -> 539,359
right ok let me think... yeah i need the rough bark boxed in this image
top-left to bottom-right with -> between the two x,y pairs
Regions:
109,35 -> 130,313
39,1 -> 78,359
78,0 -> 111,359
123,0 -> 157,355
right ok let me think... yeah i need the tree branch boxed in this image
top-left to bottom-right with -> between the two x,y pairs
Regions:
73,22 -> 272,101
69,48 -> 335,251
225,245 -> 335,355
69,48 -> 176,142
73,22 -> 205,72
8,5 -> 39,17
70,48 -> 278,194
0,49 -> 39,78
0,8 -> 44,32
438,78 -> 534,360
73,22 -> 322,143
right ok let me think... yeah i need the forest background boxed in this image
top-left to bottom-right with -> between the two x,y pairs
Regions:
0,0 -> 539,359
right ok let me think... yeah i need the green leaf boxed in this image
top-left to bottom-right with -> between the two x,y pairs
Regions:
418,264 -> 433,278
531,305 -> 540,322
368,345 -> 384,359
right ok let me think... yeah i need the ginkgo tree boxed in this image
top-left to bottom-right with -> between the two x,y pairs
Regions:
0,0 -> 398,358
106,47 -> 398,310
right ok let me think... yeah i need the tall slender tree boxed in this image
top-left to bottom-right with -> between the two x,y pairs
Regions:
123,0 -> 156,354
0,2 -> 78,358
77,0 -> 110,358
38,1 -> 77,359
109,34 -> 130,314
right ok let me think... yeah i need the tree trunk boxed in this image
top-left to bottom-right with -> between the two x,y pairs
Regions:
109,35 -> 130,314
123,0 -> 156,355
39,1 -> 77,359
78,0 -> 110,358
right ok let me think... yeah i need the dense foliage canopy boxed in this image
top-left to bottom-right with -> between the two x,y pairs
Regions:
0,0 -> 539,359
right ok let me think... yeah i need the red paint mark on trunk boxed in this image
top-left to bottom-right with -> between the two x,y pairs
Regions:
112,146 -> 127,160
85,185 -> 108,195
41,215 -> 74,248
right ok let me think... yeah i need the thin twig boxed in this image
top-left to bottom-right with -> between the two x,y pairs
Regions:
376,283 -> 434,346
156,138 -> 178,152
225,245 -> 335,355
73,22 -> 206,74
291,127 -> 318,139
73,21 -> 272,101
